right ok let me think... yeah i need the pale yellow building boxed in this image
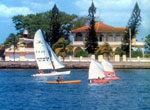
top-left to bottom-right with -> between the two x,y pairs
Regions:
4,37 -> 35,61
71,22 -> 144,55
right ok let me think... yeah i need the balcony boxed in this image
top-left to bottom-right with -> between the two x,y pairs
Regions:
72,41 -> 144,47
72,41 -> 122,46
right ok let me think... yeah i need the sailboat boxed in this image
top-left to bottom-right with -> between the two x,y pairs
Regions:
88,60 -> 109,83
101,59 -> 119,80
32,29 -> 70,77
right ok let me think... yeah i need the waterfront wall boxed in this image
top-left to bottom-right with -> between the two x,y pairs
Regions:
0,61 -> 150,69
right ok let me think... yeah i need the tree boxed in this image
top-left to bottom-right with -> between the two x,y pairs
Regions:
75,50 -> 88,57
1,33 -> 19,61
46,4 -> 61,45
145,34 -> 150,52
95,42 -> 112,58
131,49 -> 142,57
9,34 -> 19,61
72,16 -> 89,29
114,47 -> 126,56
85,1 -> 98,54
122,2 -> 141,56
12,7 -> 80,43
52,38 -> 73,61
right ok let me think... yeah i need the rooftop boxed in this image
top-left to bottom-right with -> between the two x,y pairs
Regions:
72,22 -> 126,33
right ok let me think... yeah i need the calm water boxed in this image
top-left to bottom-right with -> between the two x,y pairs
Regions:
0,69 -> 150,110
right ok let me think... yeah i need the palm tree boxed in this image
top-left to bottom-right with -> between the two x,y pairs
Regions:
1,33 -> 20,61
95,42 -> 112,59
52,38 -> 73,61
7,33 -> 19,61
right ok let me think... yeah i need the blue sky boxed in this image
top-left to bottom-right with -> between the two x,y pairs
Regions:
0,0 -> 150,44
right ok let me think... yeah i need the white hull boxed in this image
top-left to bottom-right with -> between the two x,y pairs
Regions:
32,71 -> 71,77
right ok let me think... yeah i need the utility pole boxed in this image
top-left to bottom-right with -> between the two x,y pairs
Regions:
129,28 -> 131,59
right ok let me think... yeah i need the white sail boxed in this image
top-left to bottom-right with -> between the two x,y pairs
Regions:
34,29 -> 54,70
46,43 -> 64,69
101,59 -> 114,73
88,60 -> 106,80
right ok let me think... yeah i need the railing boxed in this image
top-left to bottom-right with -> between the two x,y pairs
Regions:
127,58 -> 150,62
62,57 -> 92,62
24,48 -> 34,52
58,55 -> 150,63
72,41 -> 144,46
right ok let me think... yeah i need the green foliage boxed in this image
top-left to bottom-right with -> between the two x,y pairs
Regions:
52,38 -> 73,60
0,33 -> 19,61
127,2 -> 141,37
0,47 -> 5,58
49,4 -> 61,45
145,34 -> 150,52
1,33 -> 19,49
85,2 -> 98,54
145,53 -> 150,58
114,47 -> 126,56
12,4 -> 88,45
131,50 -> 143,57
75,50 -> 88,57
95,42 -> 112,57
122,2 -> 141,55
72,16 -> 89,29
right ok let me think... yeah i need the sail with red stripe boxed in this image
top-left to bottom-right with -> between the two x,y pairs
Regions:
101,59 -> 115,76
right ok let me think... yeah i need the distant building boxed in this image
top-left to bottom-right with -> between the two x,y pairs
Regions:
71,21 -> 144,55
4,30 -> 35,61
4,22 -> 145,61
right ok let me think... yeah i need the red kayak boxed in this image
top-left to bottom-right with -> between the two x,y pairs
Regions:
90,79 -> 109,83
106,76 -> 119,81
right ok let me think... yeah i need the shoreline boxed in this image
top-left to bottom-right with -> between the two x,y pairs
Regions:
0,61 -> 150,69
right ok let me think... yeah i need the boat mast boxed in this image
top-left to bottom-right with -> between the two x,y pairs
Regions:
46,43 -> 56,71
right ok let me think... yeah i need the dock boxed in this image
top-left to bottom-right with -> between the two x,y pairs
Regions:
0,61 -> 150,69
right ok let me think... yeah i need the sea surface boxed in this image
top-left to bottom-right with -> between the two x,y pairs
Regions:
0,69 -> 149,110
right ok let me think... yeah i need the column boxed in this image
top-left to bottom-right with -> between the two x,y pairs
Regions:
141,47 -> 145,58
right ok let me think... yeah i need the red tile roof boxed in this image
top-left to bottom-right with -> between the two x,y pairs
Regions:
72,22 -> 126,33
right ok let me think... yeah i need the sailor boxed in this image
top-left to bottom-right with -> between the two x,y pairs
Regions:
39,69 -> 44,74
56,76 -> 61,82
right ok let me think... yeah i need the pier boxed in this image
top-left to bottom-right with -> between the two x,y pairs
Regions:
0,61 -> 150,69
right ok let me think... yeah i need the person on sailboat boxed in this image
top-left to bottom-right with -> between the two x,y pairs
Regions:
56,76 -> 61,82
39,69 -> 44,74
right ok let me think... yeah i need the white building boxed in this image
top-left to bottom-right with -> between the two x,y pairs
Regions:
71,21 -> 145,55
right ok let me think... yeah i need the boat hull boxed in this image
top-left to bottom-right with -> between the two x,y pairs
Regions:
46,80 -> 81,84
90,79 -> 109,83
32,71 -> 70,77
106,76 -> 119,81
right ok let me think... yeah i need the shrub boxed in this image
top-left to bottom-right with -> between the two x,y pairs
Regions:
95,42 -> 112,57
114,47 -> 126,56
145,53 -> 150,58
131,50 -> 143,57
75,50 -> 88,57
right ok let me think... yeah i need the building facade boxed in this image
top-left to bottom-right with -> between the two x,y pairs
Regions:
4,37 -> 35,61
4,22 -> 145,61
4,29 -> 35,61
71,22 -> 144,55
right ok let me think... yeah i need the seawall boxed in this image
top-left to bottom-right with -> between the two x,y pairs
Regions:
0,61 -> 150,69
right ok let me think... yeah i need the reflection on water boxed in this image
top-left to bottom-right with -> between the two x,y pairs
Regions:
0,69 -> 150,110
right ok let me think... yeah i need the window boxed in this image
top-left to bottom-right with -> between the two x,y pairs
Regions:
108,36 -> 113,42
116,36 -> 121,42
75,33 -> 83,41
99,35 -> 103,42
